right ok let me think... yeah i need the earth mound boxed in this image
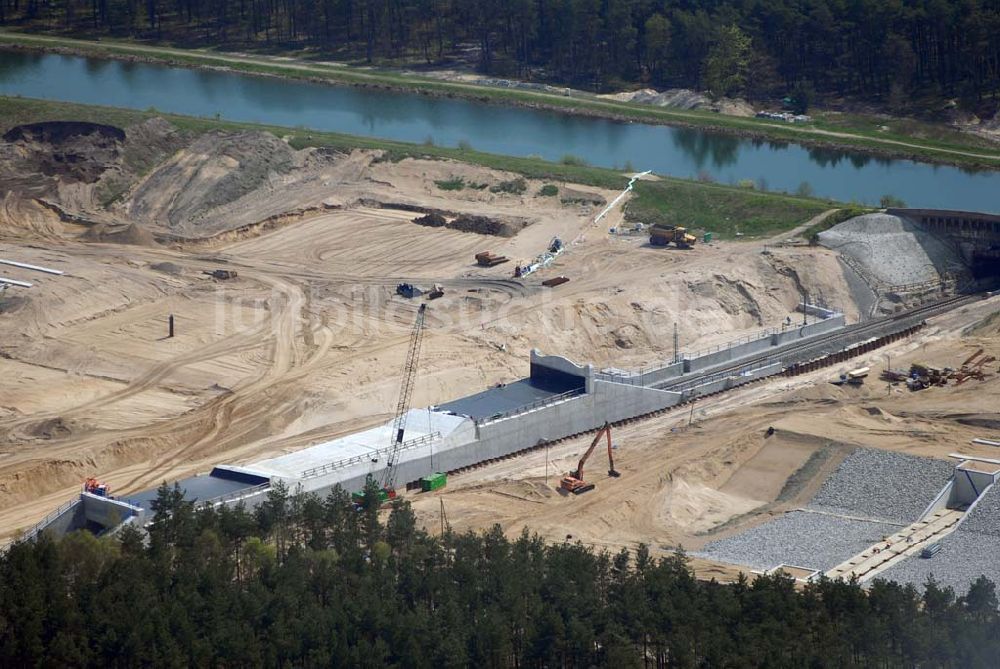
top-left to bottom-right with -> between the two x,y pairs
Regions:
413,212 -> 447,228
449,214 -> 529,237
81,222 -> 159,246
124,130 -> 297,230
1,121 -> 125,183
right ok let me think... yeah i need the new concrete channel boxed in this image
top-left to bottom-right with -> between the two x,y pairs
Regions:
13,293 -> 987,544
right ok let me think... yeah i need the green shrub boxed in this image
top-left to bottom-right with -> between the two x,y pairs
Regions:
538,184 -> 559,197
560,154 -> 589,167
489,177 -> 527,194
434,176 -> 465,190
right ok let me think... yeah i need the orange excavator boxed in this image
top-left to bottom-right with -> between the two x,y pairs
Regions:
560,422 -> 620,494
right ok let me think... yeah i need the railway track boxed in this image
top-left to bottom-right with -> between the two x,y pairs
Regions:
448,293 -> 988,483
657,293 -> 983,392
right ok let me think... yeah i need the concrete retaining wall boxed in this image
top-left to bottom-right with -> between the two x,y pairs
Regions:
683,316 -> 846,374
39,500 -> 85,539
81,493 -> 140,530
951,469 -> 997,508
922,481 -> 954,519
684,338 -> 766,373
641,361 -> 686,385
251,380 -> 683,504
681,362 -> 783,399
531,349 -> 594,392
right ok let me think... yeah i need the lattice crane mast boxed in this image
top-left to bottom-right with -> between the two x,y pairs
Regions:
378,303 -> 427,494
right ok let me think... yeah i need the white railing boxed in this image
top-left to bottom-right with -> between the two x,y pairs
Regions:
300,431 -> 442,480
1,497 -> 81,551
474,388 -> 584,426
670,358 -> 780,393
202,482 -> 271,508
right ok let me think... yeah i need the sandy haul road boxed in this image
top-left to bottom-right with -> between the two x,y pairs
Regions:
0,118 -> 874,541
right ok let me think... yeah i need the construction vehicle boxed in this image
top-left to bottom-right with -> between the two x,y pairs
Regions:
907,363 -> 948,391
83,477 -> 111,498
650,225 -> 697,249
354,304 -> 428,508
427,283 -> 445,300
833,366 -> 869,386
203,269 -> 238,280
560,422 -> 619,494
396,283 -> 422,298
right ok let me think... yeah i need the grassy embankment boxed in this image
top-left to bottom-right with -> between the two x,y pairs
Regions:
0,95 -> 838,239
1,30 -> 999,170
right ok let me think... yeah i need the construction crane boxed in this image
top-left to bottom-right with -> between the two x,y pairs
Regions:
560,422 -> 619,494
378,303 -> 428,496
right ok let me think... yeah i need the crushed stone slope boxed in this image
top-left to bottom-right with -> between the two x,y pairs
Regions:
818,213 -> 965,286
808,448 -> 955,524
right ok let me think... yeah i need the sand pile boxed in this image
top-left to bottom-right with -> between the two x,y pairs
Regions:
449,214 -> 529,237
413,212 -> 530,237
964,310 -> 1000,336
413,212 -> 447,228
81,222 -> 159,246
124,130 -> 296,230
599,88 -> 755,117
2,121 -> 125,183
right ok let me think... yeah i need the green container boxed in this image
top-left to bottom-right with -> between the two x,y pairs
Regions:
420,472 -> 447,492
703,232 -> 713,243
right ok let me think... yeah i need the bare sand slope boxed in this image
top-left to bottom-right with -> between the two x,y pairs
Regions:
2,117 -> 983,548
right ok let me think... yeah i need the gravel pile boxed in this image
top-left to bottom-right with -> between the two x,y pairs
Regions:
877,531 -> 1000,595
818,213 -> 965,286
957,483 -> 1000,536
809,448 -> 954,524
696,511 -> 898,572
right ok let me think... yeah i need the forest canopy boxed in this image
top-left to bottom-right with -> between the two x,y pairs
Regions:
2,1 -> 1000,111
1,481 -> 999,667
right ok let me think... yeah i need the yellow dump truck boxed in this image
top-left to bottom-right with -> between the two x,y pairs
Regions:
649,225 -> 697,249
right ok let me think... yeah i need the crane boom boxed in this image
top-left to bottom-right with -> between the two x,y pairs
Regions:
379,304 -> 427,491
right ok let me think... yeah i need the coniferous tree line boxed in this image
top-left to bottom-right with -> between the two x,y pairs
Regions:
1,480 -> 999,667
2,0 -> 1000,109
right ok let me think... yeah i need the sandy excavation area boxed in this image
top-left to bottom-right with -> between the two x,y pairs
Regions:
0,118 -> 995,559
409,296 -> 1000,580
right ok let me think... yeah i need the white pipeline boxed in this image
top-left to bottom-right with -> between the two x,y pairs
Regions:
594,170 -> 651,224
0,259 -> 64,275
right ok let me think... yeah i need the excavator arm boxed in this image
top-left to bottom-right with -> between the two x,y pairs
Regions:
572,422 -> 611,480
561,422 -> 617,494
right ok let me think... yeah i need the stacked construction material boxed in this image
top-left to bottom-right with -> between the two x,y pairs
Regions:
475,251 -> 510,267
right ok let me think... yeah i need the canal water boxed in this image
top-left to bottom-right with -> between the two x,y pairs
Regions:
1,50 -> 997,212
